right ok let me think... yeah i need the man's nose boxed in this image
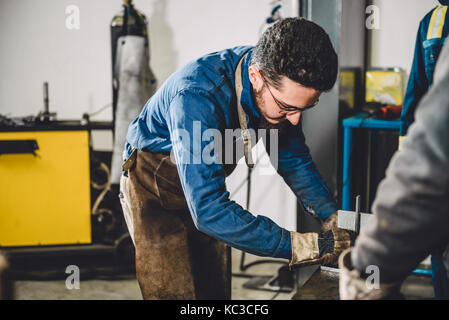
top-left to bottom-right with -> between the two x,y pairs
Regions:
286,111 -> 302,126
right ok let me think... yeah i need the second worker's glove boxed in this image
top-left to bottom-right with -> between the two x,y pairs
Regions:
289,212 -> 353,269
339,248 -> 403,300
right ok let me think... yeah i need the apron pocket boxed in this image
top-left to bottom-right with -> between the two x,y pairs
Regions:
154,155 -> 188,210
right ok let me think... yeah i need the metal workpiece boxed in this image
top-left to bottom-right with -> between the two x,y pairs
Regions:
338,195 -> 372,232
355,195 -> 361,234
337,209 -> 372,232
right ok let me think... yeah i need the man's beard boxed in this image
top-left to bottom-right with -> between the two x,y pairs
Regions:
254,88 -> 290,134
257,115 -> 290,132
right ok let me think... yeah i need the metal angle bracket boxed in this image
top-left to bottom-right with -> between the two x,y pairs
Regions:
337,210 -> 372,232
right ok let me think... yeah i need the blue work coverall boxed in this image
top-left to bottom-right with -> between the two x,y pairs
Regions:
401,3 -> 448,136
123,46 -> 337,260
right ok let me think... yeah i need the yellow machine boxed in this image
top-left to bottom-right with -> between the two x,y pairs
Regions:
366,68 -> 405,105
0,130 -> 91,247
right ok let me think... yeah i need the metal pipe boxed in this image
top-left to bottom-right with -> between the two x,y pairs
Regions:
355,195 -> 361,235
43,82 -> 49,114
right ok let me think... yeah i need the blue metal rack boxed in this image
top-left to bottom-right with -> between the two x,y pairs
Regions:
341,113 -> 433,277
342,113 -> 401,211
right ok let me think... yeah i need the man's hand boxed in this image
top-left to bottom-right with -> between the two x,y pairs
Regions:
289,212 -> 353,268
318,211 -> 353,266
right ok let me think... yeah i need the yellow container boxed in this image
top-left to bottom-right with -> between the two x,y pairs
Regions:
366,68 -> 405,105
0,130 -> 91,247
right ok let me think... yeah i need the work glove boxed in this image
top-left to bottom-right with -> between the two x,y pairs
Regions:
289,212 -> 353,269
338,248 -> 403,300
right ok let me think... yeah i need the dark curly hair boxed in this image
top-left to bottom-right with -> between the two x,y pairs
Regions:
251,17 -> 338,92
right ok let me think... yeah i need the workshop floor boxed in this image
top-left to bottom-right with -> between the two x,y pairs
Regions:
12,248 -> 294,300
12,248 -> 433,300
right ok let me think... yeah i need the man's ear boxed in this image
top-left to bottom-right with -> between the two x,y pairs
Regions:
248,65 -> 264,91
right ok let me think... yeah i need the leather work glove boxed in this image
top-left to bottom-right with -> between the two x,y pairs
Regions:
289,212 -> 353,269
338,248 -> 403,300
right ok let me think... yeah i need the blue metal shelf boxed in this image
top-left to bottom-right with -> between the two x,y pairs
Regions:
341,113 -> 400,210
341,113 -> 437,282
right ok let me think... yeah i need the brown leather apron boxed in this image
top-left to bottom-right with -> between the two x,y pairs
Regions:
119,53 -> 252,300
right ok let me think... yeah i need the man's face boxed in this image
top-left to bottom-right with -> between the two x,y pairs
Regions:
248,65 -> 322,130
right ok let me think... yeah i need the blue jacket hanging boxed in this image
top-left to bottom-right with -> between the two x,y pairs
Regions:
401,3 -> 448,136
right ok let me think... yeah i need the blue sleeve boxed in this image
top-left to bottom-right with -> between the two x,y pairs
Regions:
166,89 -> 292,259
265,123 -> 337,222
401,21 -> 428,136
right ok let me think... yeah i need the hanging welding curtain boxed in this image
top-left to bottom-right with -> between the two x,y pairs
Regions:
110,1 -> 157,185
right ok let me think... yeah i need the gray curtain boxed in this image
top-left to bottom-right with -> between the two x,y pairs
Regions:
110,35 -> 157,184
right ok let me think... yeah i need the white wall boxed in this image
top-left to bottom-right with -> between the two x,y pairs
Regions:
0,0 -> 298,120
340,0 -> 365,67
1,0 -> 433,117
370,0 -> 439,74
0,0 -> 299,231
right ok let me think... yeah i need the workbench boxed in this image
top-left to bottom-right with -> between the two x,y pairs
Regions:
292,268 -> 340,300
291,266 -> 435,300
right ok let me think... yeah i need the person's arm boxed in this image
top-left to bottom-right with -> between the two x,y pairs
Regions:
265,123 -> 337,221
347,41 -> 449,287
166,88 -> 292,259
401,21 -> 429,136
261,124 -> 353,268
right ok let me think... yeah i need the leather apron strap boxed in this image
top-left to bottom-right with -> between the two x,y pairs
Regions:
235,53 -> 254,168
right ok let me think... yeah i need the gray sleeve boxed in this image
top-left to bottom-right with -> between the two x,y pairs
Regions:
351,41 -> 449,283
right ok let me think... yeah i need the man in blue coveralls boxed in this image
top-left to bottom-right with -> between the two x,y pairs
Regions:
119,18 -> 351,299
401,0 -> 448,139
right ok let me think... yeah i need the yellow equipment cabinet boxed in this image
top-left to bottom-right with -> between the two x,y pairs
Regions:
0,130 -> 91,247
